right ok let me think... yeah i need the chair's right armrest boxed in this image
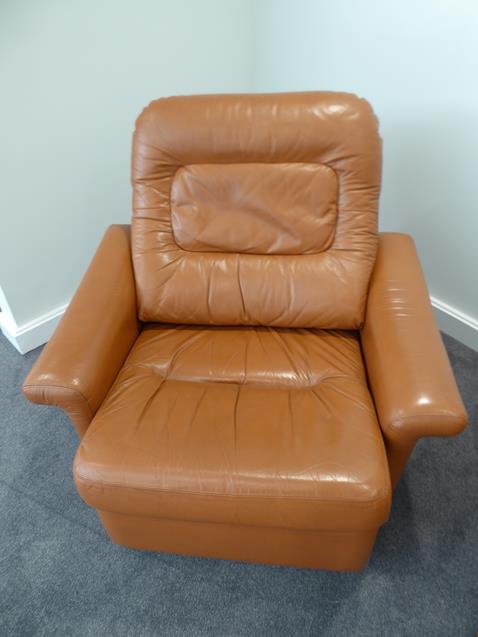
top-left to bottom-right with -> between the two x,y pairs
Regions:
23,224 -> 141,437
361,232 -> 467,447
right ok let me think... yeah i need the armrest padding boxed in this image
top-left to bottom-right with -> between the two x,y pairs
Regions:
361,233 -> 467,444
23,224 -> 141,436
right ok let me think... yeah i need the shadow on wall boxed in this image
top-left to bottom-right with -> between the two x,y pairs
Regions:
380,114 -> 477,315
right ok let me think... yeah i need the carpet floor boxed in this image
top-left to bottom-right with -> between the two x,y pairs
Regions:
0,331 -> 476,636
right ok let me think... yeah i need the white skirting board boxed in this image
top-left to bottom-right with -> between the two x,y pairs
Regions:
0,304 -> 68,355
0,298 -> 477,355
431,297 -> 478,352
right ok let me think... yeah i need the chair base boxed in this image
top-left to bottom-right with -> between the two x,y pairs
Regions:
98,510 -> 378,571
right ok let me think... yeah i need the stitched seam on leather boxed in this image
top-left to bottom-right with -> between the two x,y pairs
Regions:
23,384 -> 94,419
74,474 -> 389,508
168,164 -> 183,249
101,512 -> 380,534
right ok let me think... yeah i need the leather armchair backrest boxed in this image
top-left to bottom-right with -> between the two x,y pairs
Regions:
131,92 -> 381,328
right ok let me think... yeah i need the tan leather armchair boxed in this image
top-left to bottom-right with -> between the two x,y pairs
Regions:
23,93 -> 467,571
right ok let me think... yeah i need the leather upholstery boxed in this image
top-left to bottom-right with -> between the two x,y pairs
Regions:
361,233 -> 468,485
171,163 -> 337,254
98,512 -> 379,571
74,324 -> 391,530
22,92 -> 467,570
23,225 -> 140,437
132,92 -> 381,328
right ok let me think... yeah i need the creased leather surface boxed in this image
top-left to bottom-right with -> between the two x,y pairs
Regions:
74,325 -> 391,530
171,163 -> 337,254
132,92 -> 382,328
23,225 -> 141,437
361,233 -> 468,483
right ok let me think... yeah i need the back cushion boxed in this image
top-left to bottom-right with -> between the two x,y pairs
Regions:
131,92 -> 382,328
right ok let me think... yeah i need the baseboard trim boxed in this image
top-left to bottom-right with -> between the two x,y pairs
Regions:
0,304 -> 67,354
431,296 -> 478,352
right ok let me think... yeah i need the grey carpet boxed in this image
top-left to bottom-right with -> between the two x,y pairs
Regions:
0,331 -> 476,637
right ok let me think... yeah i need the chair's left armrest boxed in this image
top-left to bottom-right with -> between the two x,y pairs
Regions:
23,225 -> 141,437
360,233 -> 467,447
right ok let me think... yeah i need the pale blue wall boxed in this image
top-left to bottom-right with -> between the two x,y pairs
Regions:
254,0 -> 478,325
0,0 -> 254,326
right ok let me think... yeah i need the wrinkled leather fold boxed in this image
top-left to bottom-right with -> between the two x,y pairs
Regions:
23,225 -> 141,437
361,233 -> 467,447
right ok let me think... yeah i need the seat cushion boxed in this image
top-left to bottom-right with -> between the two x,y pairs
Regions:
74,325 -> 391,531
